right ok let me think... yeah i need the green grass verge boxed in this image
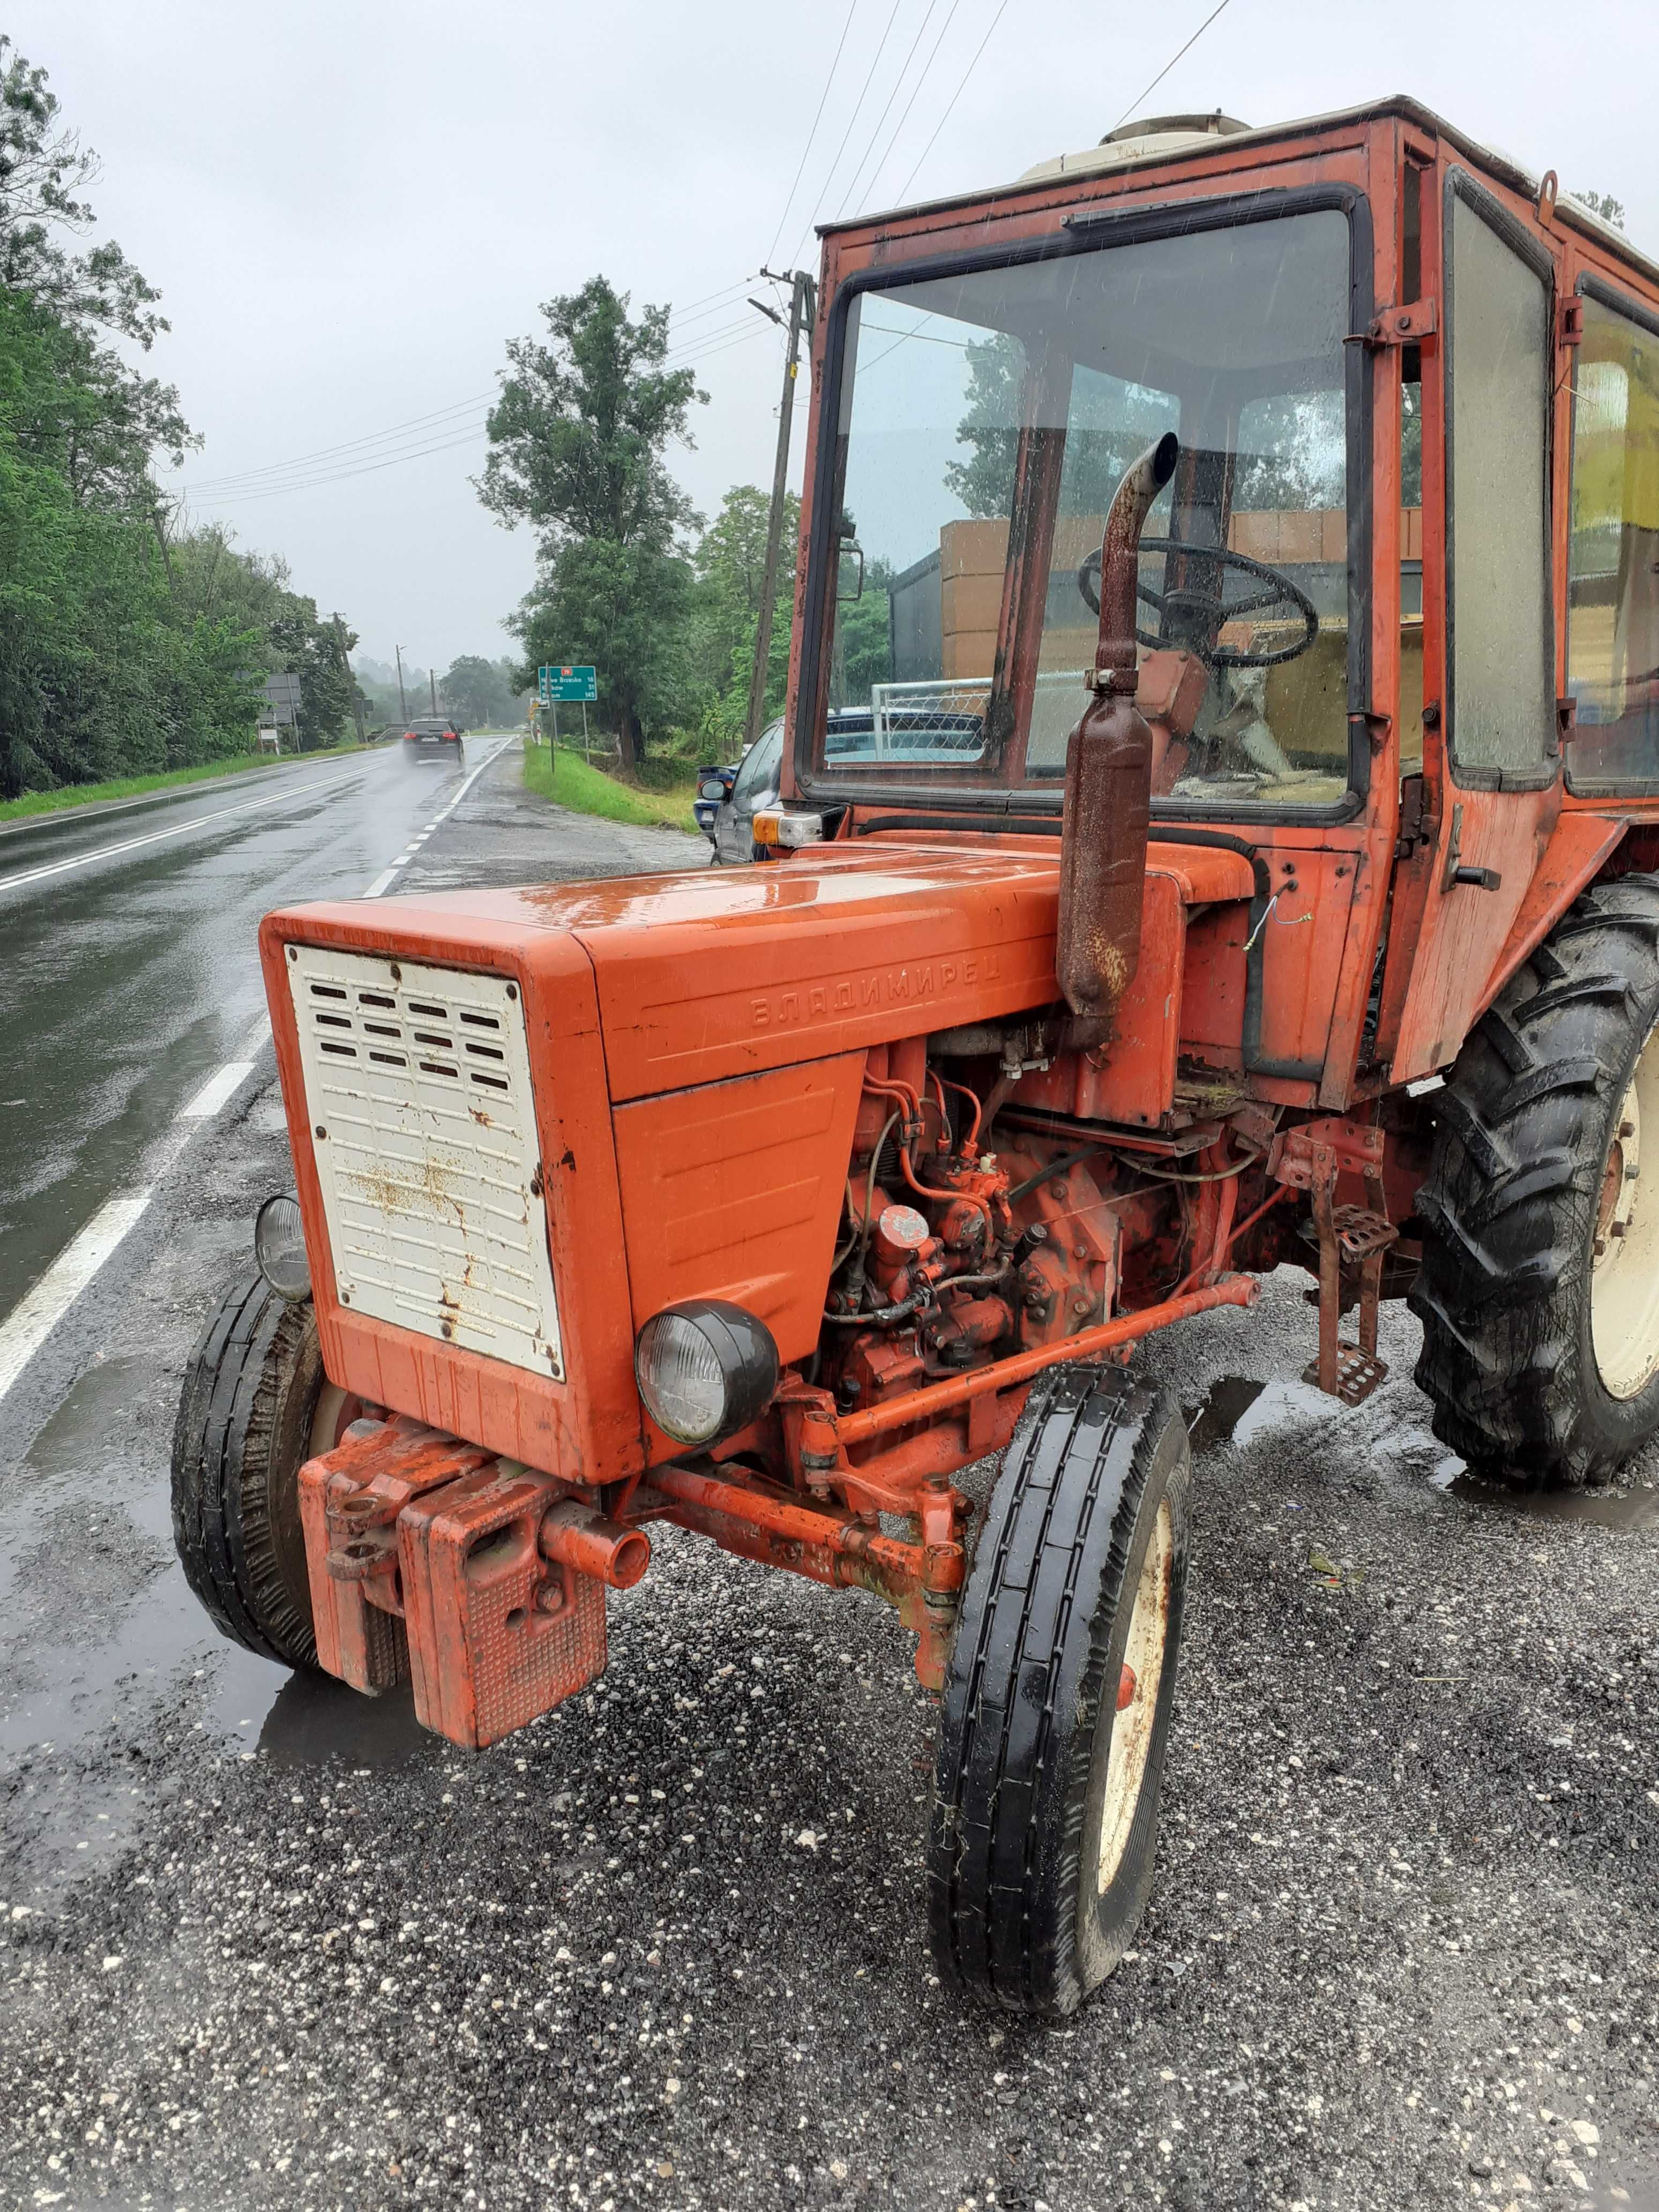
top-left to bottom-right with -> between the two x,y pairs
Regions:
0,737 -> 386,825
522,740 -> 698,833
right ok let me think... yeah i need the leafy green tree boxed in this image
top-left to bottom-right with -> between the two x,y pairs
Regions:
683,483 -> 801,746
0,37 -> 168,346
831,556 -> 894,709
266,594 -> 356,751
0,43 -> 348,796
439,653 -> 519,728
512,537 -> 691,759
479,277 -> 705,764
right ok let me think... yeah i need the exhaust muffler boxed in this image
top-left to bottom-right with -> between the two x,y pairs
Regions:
1055,430 -> 1180,1033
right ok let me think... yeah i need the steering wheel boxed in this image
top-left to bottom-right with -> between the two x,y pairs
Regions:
1077,538 -> 1320,669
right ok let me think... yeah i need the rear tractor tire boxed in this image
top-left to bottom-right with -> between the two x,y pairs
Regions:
171,1272 -> 355,1669
1413,872 -> 1659,1486
928,1366 -> 1190,2016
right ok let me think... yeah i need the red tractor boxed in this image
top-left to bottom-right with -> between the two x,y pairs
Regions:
175,100 -> 1659,2015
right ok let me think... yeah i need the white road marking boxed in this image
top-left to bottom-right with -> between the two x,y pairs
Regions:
0,757 -> 385,897
0,743 -> 510,1401
0,1194 -> 155,1400
180,1061 -> 255,1119
361,738 -> 511,898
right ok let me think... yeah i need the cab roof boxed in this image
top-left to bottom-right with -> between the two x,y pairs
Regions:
818,92 -> 1653,293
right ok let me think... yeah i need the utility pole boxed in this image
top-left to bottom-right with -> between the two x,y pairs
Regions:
429,667 -> 438,714
743,267 -> 815,753
332,614 -> 367,745
395,644 -> 408,723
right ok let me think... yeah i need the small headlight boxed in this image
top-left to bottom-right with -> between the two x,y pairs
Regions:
634,1301 -> 779,1446
255,1193 -> 312,1302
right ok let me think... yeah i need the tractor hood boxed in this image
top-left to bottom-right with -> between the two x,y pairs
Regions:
265,836 -> 1252,1103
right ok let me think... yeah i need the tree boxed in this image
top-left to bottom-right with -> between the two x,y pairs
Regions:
439,653 -> 519,728
0,43 -> 354,797
0,37 -> 167,346
512,537 -> 691,759
266,593 -> 356,751
477,276 -> 706,765
682,483 -> 801,746
479,277 -> 705,548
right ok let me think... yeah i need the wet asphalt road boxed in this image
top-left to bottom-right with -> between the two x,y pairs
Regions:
0,739 -> 520,1314
2,748 -> 1658,2212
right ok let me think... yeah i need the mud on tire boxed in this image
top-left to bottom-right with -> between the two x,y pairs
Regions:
927,1365 -> 1190,2016
1411,871 -> 1659,1486
171,1271 -> 328,1668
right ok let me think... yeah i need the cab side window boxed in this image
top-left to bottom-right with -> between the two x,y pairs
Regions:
1567,294 -> 1659,789
1444,177 -> 1555,787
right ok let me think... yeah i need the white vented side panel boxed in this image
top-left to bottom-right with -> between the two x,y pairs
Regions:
285,945 -> 562,1378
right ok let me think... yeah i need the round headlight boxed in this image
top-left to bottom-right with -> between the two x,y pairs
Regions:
634,1301 -> 780,1446
255,1192 -> 312,1302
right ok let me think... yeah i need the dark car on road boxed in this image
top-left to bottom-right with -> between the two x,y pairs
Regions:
401,715 -> 466,760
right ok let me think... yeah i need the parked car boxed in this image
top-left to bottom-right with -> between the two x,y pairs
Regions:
707,719 -> 784,863
707,709 -> 939,861
401,715 -> 465,760
693,761 -> 737,842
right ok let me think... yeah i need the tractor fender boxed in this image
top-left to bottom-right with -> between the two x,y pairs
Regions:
1473,810 -> 1629,1022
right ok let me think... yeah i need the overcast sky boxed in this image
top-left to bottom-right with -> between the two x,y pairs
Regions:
14,0 -> 1658,674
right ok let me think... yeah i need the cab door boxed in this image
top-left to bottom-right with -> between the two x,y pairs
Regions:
1386,165 -> 1565,1080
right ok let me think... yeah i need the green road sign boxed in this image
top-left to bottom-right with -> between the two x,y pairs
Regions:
538,664 -> 597,703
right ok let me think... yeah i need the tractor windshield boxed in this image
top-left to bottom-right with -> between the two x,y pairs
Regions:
805,207 -> 1358,813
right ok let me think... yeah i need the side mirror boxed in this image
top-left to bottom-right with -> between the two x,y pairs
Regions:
837,542 -> 865,604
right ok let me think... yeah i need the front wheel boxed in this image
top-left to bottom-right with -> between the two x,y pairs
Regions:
927,1366 -> 1190,2016
171,1273 -> 353,1669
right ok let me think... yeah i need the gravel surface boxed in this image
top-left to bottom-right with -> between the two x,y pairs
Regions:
3,754 -> 1658,2212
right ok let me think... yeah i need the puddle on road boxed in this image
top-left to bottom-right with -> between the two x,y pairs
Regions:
4,1352 -> 434,1773
211,1642 -> 437,1770
1437,1463 -> 1659,1532
1185,1375 -> 1267,1454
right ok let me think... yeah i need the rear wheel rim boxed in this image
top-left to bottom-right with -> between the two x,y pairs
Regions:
1096,1496 -> 1172,1895
1591,1020 -> 1659,1400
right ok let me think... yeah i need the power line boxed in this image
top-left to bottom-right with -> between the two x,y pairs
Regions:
891,0 -> 1011,204
177,394 -> 495,494
1110,0 -> 1234,133
177,416 -> 494,501
851,0 -> 965,210
665,282 -> 765,334
788,0 -> 908,265
765,0 -> 862,267
669,274 -> 759,317
670,322 -> 780,375
665,312 -> 761,362
175,274 -> 757,500
180,425 -> 489,508
835,0 -> 944,220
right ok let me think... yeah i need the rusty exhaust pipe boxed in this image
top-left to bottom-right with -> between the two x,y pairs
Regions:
539,1500 -> 651,1589
1056,430 -> 1180,1033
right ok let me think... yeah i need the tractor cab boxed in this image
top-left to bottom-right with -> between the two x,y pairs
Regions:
785,95 -> 1659,1099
